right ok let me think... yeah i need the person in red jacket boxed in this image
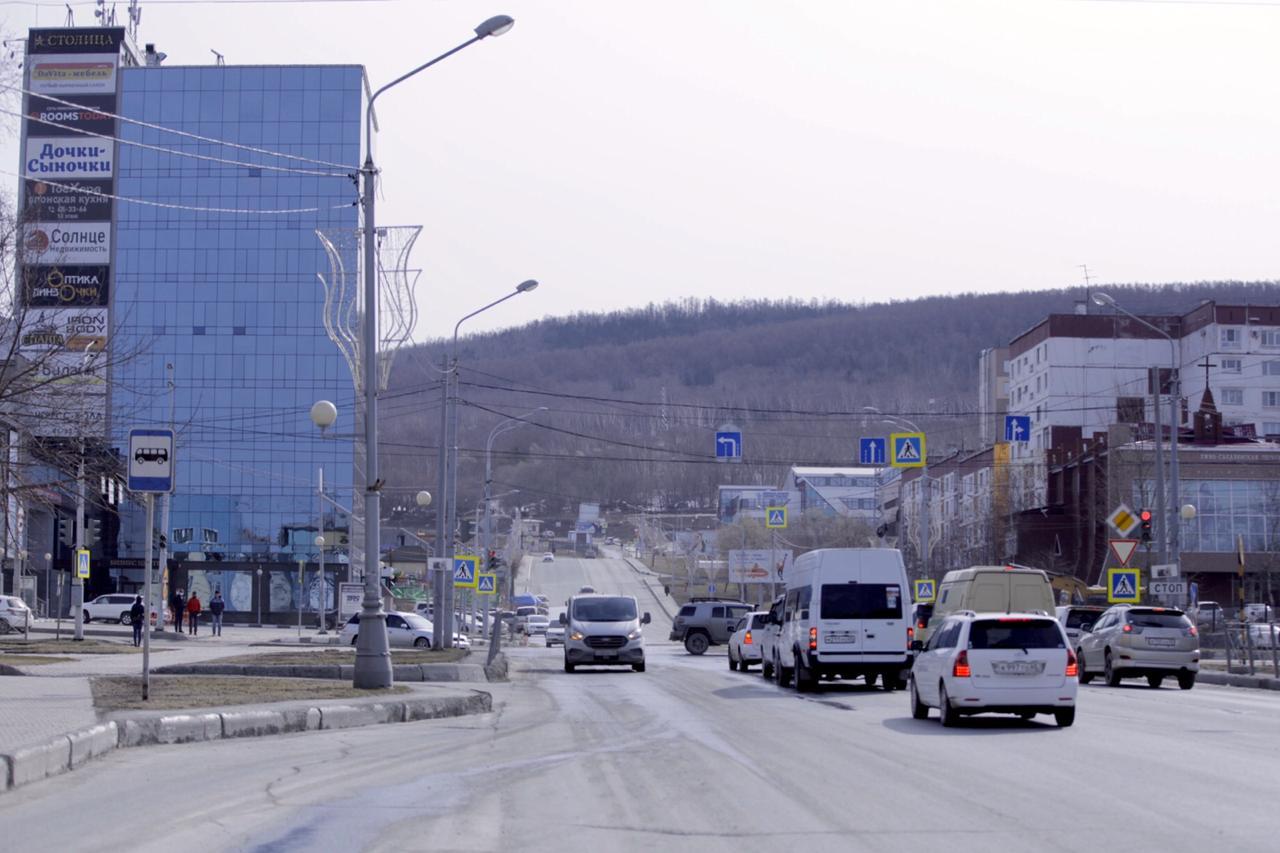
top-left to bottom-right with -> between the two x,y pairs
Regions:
186,592 -> 202,636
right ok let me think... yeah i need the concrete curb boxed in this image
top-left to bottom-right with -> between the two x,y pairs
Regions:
0,664 -> 24,677
624,558 -> 676,621
1197,671 -> 1280,691
1,689 -> 490,795
153,661 -> 492,682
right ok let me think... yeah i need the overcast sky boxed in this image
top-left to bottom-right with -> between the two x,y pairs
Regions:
5,0 -> 1280,338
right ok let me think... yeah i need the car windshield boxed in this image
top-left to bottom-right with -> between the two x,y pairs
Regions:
969,619 -> 1065,649
403,613 -> 433,630
529,616 -> 549,624
1065,609 -> 1105,629
820,584 -> 902,620
1128,610 -> 1190,629
572,597 -> 637,622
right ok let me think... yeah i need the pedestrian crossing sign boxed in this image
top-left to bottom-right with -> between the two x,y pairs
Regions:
914,579 -> 936,603
477,573 -> 497,595
1107,568 -> 1140,604
766,507 -> 787,529
453,556 -> 479,589
890,433 -> 926,468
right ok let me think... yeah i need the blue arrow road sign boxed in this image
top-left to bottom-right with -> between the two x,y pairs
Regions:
715,431 -> 742,460
859,437 -> 887,465
1005,415 -> 1031,442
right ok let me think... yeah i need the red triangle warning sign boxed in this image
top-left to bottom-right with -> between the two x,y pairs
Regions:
1109,539 -> 1139,566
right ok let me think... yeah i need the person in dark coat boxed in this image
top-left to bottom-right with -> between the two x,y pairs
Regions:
186,592 -> 202,636
209,589 -> 226,637
130,595 -> 145,646
170,589 -> 185,632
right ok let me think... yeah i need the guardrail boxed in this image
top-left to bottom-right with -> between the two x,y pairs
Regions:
1200,620 -> 1280,677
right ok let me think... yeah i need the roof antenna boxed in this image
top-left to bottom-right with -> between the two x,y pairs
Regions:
211,49 -> 225,67
1079,264 -> 1093,311
65,3 -> 75,26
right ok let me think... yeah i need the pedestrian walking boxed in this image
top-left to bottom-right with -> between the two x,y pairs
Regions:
209,588 -> 225,637
130,595 -> 145,647
186,592 -> 202,636
171,588 -> 186,632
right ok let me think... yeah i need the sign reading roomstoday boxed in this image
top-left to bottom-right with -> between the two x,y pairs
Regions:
18,27 -> 124,438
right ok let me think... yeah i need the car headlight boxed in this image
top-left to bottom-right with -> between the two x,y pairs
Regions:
627,628 -> 643,641
570,630 -> 585,641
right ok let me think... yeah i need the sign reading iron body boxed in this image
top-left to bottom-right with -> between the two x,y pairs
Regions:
19,308 -> 108,351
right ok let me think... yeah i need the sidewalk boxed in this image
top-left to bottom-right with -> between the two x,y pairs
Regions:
0,678 -> 96,755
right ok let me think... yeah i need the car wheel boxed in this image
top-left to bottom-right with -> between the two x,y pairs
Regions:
865,672 -> 878,687
939,683 -> 960,728
414,637 -> 430,648
0,619 -> 11,635
1054,708 -> 1076,728
795,653 -> 818,693
120,611 -> 132,625
350,634 -> 358,646
777,654 -> 793,688
632,662 -> 646,673
564,659 -> 575,673
82,610 -> 91,624
1077,649 -> 1094,684
1147,674 -> 1163,689
1178,672 -> 1196,690
1104,650 -> 1121,687
1018,712 -> 1036,721
684,632 -> 710,655
762,656 -> 774,679
728,650 -> 738,671
910,678 -> 929,720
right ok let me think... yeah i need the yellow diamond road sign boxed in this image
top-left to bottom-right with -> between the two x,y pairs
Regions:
1107,503 -> 1139,538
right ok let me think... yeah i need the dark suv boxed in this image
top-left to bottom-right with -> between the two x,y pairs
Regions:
669,598 -> 753,654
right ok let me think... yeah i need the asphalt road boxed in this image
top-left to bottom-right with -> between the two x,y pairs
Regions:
4,559 -> 1278,851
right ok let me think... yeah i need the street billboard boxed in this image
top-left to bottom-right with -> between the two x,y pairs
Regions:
728,549 -> 793,584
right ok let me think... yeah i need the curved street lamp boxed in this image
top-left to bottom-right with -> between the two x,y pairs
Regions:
353,16 -> 515,688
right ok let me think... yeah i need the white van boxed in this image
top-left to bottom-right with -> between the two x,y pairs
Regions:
775,548 -> 912,692
922,566 -> 1056,645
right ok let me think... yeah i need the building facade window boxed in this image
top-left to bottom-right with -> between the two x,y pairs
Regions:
1262,330 -> 1280,348
1222,388 -> 1244,406
1263,360 -> 1280,376
1265,392 -> 1280,409
1221,357 -> 1242,374
1143,479 -> 1278,553
1221,328 -> 1242,349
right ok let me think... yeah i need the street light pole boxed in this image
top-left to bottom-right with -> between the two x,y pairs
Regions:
354,14 -> 515,688
438,279 -> 539,649
864,407 -> 929,575
1093,292 -> 1182,566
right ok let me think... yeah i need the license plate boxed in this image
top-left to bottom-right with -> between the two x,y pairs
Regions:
824,632 -> 857,644
992,661 -> 1045,676
1147,637 -> 1175,647
597,652 -> 618,660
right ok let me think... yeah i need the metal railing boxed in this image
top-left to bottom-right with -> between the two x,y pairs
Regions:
1199,620 -> 1280,678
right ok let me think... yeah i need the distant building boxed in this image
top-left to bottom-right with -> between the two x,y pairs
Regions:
977,346 -> 1010,445
785,466 -> 881,523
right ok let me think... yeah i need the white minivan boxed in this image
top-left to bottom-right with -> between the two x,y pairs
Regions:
774,548 -> 913,692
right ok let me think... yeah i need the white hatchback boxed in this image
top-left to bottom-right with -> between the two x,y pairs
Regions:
727,611 -> 770,672
340,611 -> 471,649
0,595 -> 31,633
84,593 -> 141,624
909,612 -> 1077,727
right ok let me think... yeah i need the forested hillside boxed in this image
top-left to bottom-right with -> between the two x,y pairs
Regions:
379,281 -> 1280,515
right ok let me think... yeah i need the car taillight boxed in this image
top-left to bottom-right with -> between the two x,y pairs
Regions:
952,650 -> 971,678
809,626 -> 817,651
744,630 -> 752,645
907,625 -> 915,648
1065,648 -> 1078,677
1186,625 -> 1198,637
1122,624 -> 1131,633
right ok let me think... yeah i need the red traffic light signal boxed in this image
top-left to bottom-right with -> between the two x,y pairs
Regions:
1139,510 -> 1152,522
1139,509 -> 1153,542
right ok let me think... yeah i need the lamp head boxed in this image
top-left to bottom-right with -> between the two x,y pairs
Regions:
1091,292 -> 1115,308
310,400 -> 338,429
475,15 -> 514,38
516,279 -> 539,294
416,490 -> 433,507
315,535 -> 325,547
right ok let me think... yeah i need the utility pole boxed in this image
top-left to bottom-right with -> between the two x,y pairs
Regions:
155,363 -> 175,633
434,354 -> 450,649
72,450 -> 85,641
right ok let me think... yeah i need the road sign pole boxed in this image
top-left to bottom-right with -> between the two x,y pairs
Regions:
141,494 -> 154,701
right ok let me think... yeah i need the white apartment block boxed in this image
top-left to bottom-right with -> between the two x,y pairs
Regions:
1002,301 -> 1280,510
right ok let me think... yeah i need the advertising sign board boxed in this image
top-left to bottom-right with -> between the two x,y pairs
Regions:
727,549 -> 792,584
22,222 -> 111,265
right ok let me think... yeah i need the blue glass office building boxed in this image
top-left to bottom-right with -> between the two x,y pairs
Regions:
111,65 -> 362,601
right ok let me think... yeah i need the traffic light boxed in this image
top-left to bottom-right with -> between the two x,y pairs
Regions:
1139,509 -> 1153,543
57,517 -> 74,548
85,518 -> 102,547
487,550 -> 499,571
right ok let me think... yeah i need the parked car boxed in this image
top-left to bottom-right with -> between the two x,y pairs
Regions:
1244,602 -> 1274,623
522,614 -> 551,636
340,611 -> 471,649
1193,601 -> 1226,630
923,566 -> 1057,646
759,594 -> 785,679
1076,605 -> 1198,689
776,549 -> 913,691
1248,622 -> 1280,649
0,595 -> 31,634
561,594 -> 651,672
578,586 -> 596,594
669,598 -> 753,655
542,552 -> 555,563
545,623 -> 566,647
84,593 -> 141,625
727,611 -> 770,671
1055,605 -> 1108,647
910,611 -> 1077,727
